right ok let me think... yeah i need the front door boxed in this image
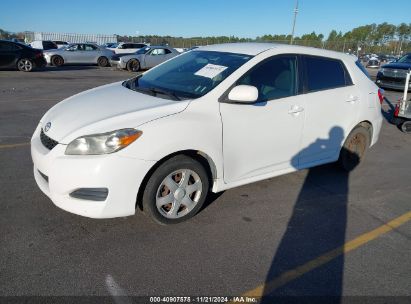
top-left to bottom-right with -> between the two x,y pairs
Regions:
220,55 -> 305,183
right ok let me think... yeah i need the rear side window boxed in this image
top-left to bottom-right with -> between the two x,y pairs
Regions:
304,56 -> 350,92
355,60 -> 371,79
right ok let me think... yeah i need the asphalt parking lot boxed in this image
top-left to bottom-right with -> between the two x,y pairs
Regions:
0,66 -> 410,302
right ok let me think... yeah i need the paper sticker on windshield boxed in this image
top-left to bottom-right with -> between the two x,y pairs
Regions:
195,64 -> 228,79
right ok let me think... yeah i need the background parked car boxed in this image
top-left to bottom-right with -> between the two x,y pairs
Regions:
108,42 -> 148,54
29,40 -> 58,50
43,43 -> 114,67
366,57 -> 380,68
101,42 -> 118,48
110,46 -> 179,72
52,41 -> 69,48
0,40 -> 46,72
376,53 -> 411,91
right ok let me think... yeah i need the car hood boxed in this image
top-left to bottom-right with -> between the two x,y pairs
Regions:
40,82 -> 190,144
381,62 -> 411,70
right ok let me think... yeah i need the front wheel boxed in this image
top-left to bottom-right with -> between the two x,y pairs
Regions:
338,125 -> 371,171
17,58 -> 34,72
142,155 -> 209,225
126,59 -> 140,72
51,55 -> 64,67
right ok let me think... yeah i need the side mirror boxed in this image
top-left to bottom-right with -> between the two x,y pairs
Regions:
228,85 -> 258,104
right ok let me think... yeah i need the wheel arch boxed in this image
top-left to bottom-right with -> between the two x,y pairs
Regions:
136,149 -> 217,210
357,120 -> 373,146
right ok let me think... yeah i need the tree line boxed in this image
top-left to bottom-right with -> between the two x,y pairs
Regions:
1,22 -> 410,54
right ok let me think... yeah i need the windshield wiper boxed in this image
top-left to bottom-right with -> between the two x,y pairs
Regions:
148,87 -> 181,101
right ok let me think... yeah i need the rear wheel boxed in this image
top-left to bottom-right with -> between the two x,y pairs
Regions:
126,59 -> 140,72
51,55 -> 64,67
142,155 -> 209,225
97,56 -> 109,67
401,121 -> 411,133
17,58 -> 33,72
338,125 -> 371,171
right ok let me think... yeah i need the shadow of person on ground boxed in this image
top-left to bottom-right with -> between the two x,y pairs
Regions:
261,126 -> 360,303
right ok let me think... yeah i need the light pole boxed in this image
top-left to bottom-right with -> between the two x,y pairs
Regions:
290,0 -> 299,44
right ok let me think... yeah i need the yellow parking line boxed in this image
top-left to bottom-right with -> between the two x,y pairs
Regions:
0,142 -> 30,149
241,211 -> 411,298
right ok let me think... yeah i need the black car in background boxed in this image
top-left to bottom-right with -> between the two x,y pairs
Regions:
0,40 -> 47,72
376,53 -> 411,91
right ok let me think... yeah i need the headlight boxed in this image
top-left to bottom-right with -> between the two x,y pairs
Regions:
379,68 -> 385,74
65,129 -> 142,155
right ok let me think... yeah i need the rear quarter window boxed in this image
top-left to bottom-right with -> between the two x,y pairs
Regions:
304,56 -> 351,92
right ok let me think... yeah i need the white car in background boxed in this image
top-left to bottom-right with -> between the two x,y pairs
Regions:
43,43 -> 114,67
110,46 -> 180,72
108,42 -> 148,54
31,43 -> 383,224
29,40 -> 58,50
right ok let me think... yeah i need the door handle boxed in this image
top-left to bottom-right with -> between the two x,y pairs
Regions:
346,95 -> 359,103
288,105 -> 304,115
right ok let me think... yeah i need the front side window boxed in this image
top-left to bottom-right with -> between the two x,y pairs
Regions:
304,56 -> 348,92
236,55 -> 298,102
150,48 -> 166,56
124,51 -> 252,99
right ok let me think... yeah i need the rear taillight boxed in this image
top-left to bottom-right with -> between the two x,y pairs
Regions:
394,103 -> 400,117
35,52 -> 43,58
377,89 -> 384,105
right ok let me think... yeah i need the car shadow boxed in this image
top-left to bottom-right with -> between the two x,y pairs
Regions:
260,126 -> 360,303
381,94 -> 396,123
36,66 -> 101,72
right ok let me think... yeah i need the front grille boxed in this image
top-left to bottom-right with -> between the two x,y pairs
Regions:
40,129 -> 58,150
383,68 -> 408,78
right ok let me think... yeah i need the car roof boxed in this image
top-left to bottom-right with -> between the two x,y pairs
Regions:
197,42 -> 355,60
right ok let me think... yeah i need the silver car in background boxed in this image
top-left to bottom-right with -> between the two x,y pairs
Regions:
110,46 -> 179,72
43,43 -> 114,67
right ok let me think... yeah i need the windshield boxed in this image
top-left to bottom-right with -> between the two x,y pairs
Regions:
397,54 -> 411,64
124,50 -> 252,99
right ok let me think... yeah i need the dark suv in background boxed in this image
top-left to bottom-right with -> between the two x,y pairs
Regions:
376,53 -> 411,91
0,40 -> 47,72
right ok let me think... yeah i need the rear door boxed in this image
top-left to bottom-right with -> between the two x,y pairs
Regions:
298,55 -> 360,167
83,44 -> 100,63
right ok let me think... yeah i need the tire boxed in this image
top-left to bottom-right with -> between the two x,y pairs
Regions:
400,121 -> 411,133
142,155 -> 209,225
126,59 -> 140,72
17,58 -> 34,72
338,125 -> 371,172
51,55 -> 64,67
97,56 -> 109,67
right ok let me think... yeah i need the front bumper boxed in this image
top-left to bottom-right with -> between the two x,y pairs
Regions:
110,59 -> 125,69
31,125 -> 155,218
376,74 -> 411,91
